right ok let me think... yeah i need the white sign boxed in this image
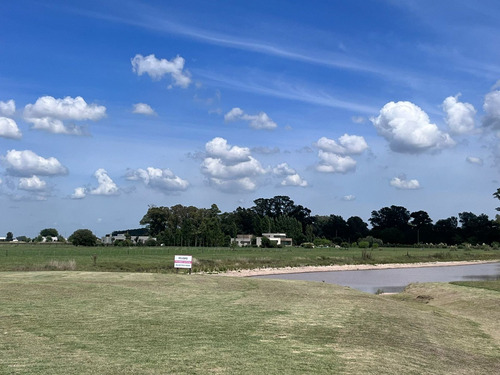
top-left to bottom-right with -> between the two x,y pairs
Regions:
174,255 -> 193,269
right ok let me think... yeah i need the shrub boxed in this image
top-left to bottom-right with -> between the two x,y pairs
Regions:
358,241 -> 370,249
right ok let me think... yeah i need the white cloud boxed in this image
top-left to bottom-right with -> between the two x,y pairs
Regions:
280,174 -> 308,187
483,90 -> 500,130
273,162 -> 296,176
2,149 -> 67,177
131,54 -> 191,88
316,134 -> 368,155
126,167 -> 189,192
315,134 -> 367,174
224,107 -> 277,130
24,96 -> 106,135
0,117 -> 22,139
71,187 -> 87,199
201,156 -> 266,179
442,94 -> 476,134
205,137 -> 251,163
201,137 -> 267,192
466,156 -> 483,165
0,100 -> 15,116
390,176 -> 421,190
371,101 -> 455,153
18,175 -> 47,191
132,103 -> 156,116
343,195 -> 356,201
90,169 -> 119,196
273,163 -> 308,187
316,151 -> 357,173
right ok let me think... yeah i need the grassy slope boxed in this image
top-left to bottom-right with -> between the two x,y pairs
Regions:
1,272 -> 499,374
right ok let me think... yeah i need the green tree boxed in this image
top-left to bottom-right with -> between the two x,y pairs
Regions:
410,210 -> 433,244
68,229 -> 98,246
6,232 -> 13,241
40,228 -> 59,237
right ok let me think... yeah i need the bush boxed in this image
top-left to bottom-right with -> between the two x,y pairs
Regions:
358,241 -> 370,248
68,229 -> 98,246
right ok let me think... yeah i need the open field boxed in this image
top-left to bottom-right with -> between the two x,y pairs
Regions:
1,243 -> 499,273
0,272 -> 499,374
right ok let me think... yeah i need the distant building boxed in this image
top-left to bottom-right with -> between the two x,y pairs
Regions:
231,233 -> 293,247
102,233 -> 154,245
231,234 -> 253,247
257,233 -> 293,247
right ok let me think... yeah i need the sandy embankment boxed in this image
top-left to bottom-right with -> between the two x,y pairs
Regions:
220,260 -> 499,277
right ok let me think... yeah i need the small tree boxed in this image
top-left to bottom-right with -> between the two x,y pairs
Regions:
6,232 -> 13,242
68,229 -> 98,246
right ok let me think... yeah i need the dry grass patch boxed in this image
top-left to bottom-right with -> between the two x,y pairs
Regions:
0,272 -> 499,374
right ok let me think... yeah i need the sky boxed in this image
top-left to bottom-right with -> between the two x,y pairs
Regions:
1,0 -> 500,238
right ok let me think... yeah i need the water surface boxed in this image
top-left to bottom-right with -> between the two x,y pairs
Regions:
254,262 -> 500,293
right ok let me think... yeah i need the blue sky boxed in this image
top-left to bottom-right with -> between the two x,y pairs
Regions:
1,0 -> 500,238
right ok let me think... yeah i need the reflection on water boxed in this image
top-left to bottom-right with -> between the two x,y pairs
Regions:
254,262 -> 500,294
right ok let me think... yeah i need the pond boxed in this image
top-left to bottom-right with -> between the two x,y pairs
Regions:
254,262 -> 500,294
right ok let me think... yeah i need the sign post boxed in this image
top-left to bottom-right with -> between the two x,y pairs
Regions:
174,255 -> 193,274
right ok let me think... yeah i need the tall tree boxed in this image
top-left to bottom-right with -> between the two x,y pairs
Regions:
410,210 -> 433,244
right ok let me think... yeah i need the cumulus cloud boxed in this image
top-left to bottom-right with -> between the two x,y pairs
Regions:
132,103 -> 156,116
2,149 -> 67,177
24,96 -> 106,135
273,163 -> 308,187
442,94 -> 476,134
315,134 -> 368,173
90,169 -> 119,196
71,187 -> 87,199
316,151 -> 357,173
466,156 -> 483,165
0,100 -> 15,116
316,135 -> 368,155
126,167 -> 189,192
390,176 -> 421,190
18,175 -> 47,191
0,117 -> 22,139
224,107 -> 277,130
131,54 -> 191,88
201,137 -> 267,192
483,90 -> 500,130
371,101 -> 455,153
205,137 -> 251,163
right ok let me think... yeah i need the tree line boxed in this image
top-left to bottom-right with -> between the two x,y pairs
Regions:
139,195 -> 500,247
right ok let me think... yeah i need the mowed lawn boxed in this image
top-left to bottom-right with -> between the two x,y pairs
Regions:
0,272 -> 499,374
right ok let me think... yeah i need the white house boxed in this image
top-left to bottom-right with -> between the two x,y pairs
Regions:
231,234 -> 253,247
256,233 -> 293,247
102,233 -> 154,245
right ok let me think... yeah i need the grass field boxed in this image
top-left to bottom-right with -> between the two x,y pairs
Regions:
1,243 -> 499,273
0,272 -> 499,374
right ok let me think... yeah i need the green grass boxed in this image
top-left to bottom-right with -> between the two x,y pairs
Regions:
1,243 -> 498,273
0,272 -> 499,374
451,279 -> 500,292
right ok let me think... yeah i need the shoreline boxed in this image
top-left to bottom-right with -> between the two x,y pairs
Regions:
220,259 -> 500,277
